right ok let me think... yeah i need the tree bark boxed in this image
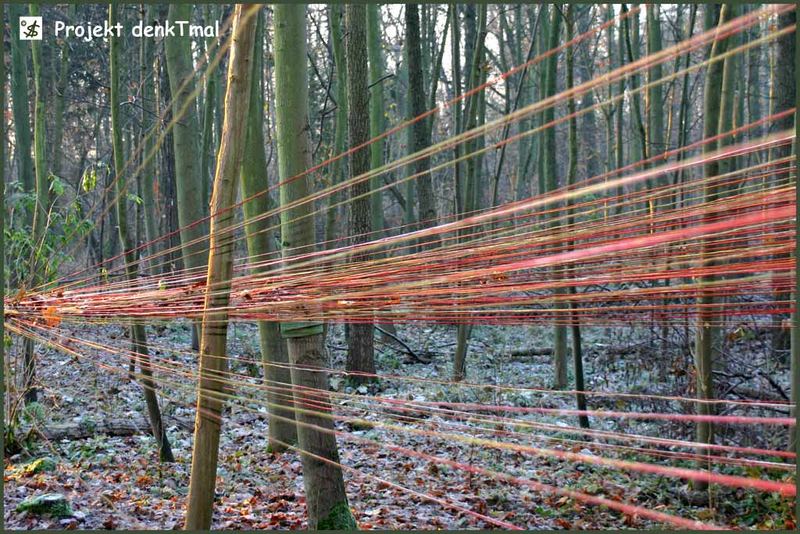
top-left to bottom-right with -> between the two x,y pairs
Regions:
453,4 -> 488,382
542,5 -> 568,390
324,5 -> 347,250
49,4 -> 75,179
11,4 -> 37,404
366,4 -> 386,239
770,9 -> 796,452
30,3 -> 50,403
165,4 -> 209,351
646,5 -> 664,163
184,5 -> 257,530
109,3 -> 174,464
694,3 -> 728,493
565,6 -> 589,429
239,10 -> 297,453
344,4 -> 376,384
274,5 -> 355,529
406,4 -> 438,244
139,4 -> 160,273
9,4 -> 33,197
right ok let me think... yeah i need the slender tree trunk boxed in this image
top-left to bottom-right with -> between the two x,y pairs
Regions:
622,4 -> 647,167
425,7 -> 450,142
274,5 -> 355,529
325,5 -> 347,250
344,5 -> 376,384
769,10 -> 796,451
239,10 -> 297,453
138,4 -> 160,273
694,3 -> 729,494
10,4 -> 37,403
200,4 -> 217,214
49,4 -> 75,179
614,8 -> 625,210
769,10 -> 795,364
108,3 -> 173,464
565,6 -> 589,428
406,4 -> 438,243
450,5 -> 468,382
646,5 -> 664,166
535,6 -> 549,198
26,3 -> 49,405
366,4 -> 397,339
184,6 -> 257,529
165,4 -> 209,351
366,4 -> 385,238
9,4 -> 33,196
453,3 -> 488,382
541,5 -> 568,390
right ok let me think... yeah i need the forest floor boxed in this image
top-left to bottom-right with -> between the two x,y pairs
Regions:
4,321 -> 796,530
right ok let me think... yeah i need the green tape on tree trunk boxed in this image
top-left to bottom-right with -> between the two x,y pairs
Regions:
280,322 -> 324,338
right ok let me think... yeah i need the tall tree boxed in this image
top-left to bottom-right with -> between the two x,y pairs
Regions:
621,4 -> 647,168
200,5 -> 218,213
693,3 -> 729,494
139,4 -> 160,271
406,4 -> 438,241
646,5 -> 664,164
26,2 -> 49,404
769,9 -> 796,452
345,4 -> 376,383
542,5 -> 568,389
453,3 -> 488,382
9,4 -> 33,197
108,3 -> 174,464
324,5 -> 347,249
184,5 -> 257,529
165,4 -> 209,350
239,10 -> 297,452
49,4 -> 75,179
10,4 -> 36,403
274,5 -> 355,529
366,4 -> 386,238
367,4 -> 398,339
565,5 -> 589,429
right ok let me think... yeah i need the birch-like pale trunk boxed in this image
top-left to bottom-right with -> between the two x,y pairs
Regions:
184,5 -> 257,529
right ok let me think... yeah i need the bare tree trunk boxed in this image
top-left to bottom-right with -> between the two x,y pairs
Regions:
184,6 -> 257,529
10,4 -> 37,404
324,5 -> 346,250
239,10 -> 297,453
274,5 -> 355,529
367,4 -> 397,339
139,4 -> 160,273
541,5 -> 568,390
165,4 -> 209,351
769,10 -> 795,364
565,6 -> 589,428
49,4 -> 75,179
693,3 -> 728,494
109,3 -> 173,464
406,4 -> 438,244
769,9 -> 796,452
454,4 -> 488,382
344,4 -> 376,384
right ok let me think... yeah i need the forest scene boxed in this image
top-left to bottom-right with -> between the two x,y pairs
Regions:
2,2 -> 797,530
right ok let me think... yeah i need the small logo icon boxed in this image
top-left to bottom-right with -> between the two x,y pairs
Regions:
20,16 -> 43,40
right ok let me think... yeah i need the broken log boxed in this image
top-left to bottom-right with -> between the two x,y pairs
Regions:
20,415 -> 192,442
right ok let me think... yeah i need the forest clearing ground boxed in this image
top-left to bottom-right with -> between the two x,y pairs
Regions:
4,322 -> 795,530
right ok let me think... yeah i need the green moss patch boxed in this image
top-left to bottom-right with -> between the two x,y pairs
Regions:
22,457 -> 57,475
317,501 -> 358,530
16,494 -> 73,518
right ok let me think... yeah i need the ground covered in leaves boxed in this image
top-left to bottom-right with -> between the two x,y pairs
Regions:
4,322 -> 796,529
